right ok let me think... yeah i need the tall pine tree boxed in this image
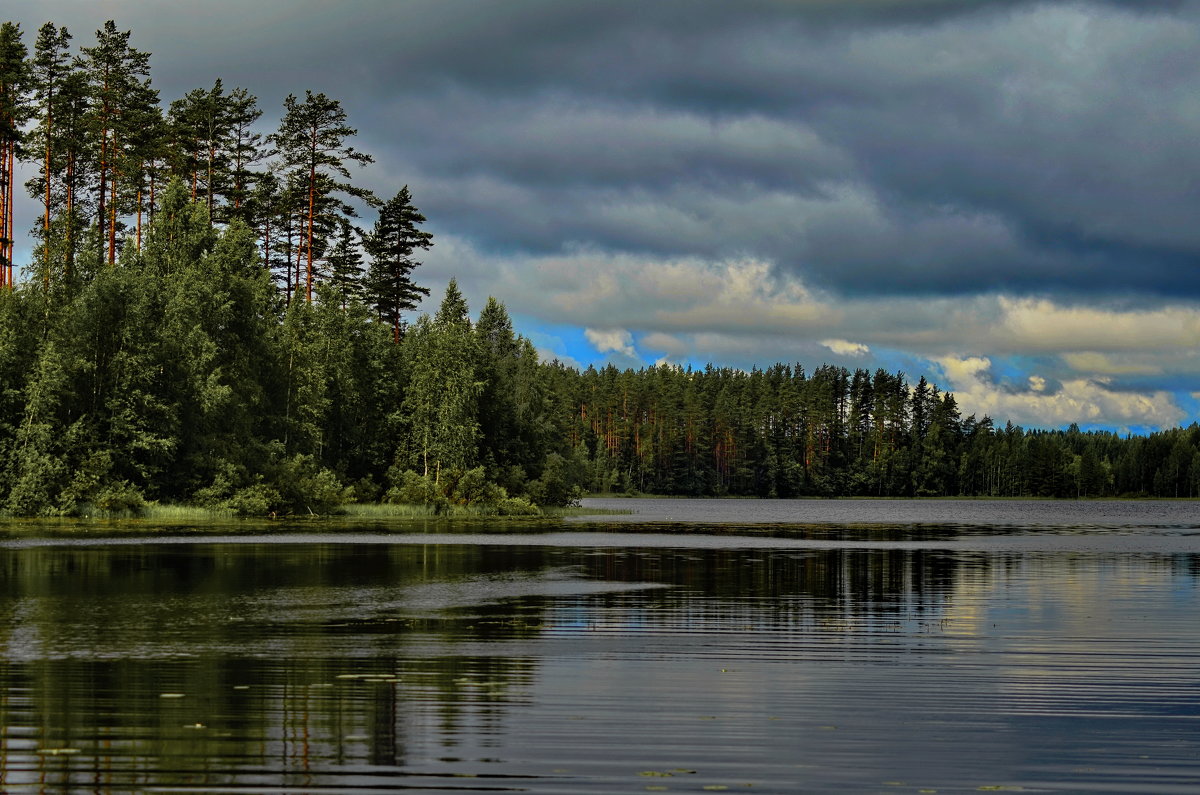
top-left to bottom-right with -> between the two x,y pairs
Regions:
271,90 -> 373,302
0,22 -> 28,289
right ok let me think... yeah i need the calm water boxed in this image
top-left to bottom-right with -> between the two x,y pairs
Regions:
0,501 -> 1198,793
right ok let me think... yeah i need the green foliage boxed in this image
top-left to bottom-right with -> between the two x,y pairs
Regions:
526,452 -> 587,507
364,186 -> 431,339
386,468 -> 441,507
385,466 -> 513,514
227,483 -> 281,517
94,480 -> 146,514
494,496 -> 540,516
398,280 -> 481,479
269,453 -> 351,514
439,467 -> 504,506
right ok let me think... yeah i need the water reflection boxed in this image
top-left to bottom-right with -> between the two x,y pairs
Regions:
0,529 -> 1195,792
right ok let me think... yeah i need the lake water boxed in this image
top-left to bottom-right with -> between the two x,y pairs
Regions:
0,499 -> 1198,793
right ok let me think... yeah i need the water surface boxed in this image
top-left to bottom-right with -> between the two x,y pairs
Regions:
0,500 -> 1197,793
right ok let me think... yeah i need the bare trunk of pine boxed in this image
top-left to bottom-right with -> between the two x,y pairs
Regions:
108,161 -> 118,266
263,216 -> 272,282
7,140 -> 13,284
0,137 -> 8,288
295,212 -> 304,300
306,158 -> 315,302
148,167 -> 156,229
207,143 -> 214,225
65,150 -> 74,281
43,106 -> 52,289
98,76 -> 109,268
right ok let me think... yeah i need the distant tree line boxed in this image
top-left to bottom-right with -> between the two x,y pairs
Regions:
556,363 -> 1200,499
0,18 -> 1196,517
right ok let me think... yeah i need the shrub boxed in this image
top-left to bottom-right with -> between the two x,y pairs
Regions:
387,469 -> 438,505
495,496 -> 540,516
348,477 -> 381,503
228,483 -> 281,517
445,466 -> 503,505
271,454 -> 351,514
526,453 -> 586,507
94,481 -> 146,515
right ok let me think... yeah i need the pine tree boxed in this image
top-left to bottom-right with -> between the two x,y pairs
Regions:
50,70 -> 89,285
270,90 -> 374,302
79,20 -> 156,266
167,80 -> 230,216
364,186 -> 431,341
27,23 -> 72,288
224,87 -> 265,223
0,22 -> 29,289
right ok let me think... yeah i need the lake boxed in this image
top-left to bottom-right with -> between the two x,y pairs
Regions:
0,499 -> 1198,792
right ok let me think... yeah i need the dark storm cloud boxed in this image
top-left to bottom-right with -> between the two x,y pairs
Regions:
10,0 -> 1200,299
351,0 -> 1200,299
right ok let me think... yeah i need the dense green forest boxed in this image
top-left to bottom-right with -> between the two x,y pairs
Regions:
0,19 -> 1197,517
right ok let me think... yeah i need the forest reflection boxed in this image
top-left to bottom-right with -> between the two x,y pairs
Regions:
0,536 -> 1194,791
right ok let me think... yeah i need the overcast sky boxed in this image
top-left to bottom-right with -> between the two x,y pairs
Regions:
8,0 -> 1200,432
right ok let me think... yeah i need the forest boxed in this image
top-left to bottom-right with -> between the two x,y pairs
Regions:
0,19 -> 1198,517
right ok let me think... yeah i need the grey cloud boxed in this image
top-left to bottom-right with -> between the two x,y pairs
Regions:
10,0 -> 1200,302
353,0 -> 1200,299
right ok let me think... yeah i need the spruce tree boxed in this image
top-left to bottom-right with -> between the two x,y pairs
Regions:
400,279 -> 479,481
364,186 -> 431,342
326,216 -> 365,307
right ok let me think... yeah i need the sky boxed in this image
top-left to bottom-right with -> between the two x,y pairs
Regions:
6,0 -> 1200,434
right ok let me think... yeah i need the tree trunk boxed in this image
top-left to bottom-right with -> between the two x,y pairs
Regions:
7,139 -> 13,284
148,167 -> 156,229
65,149 -> 74,281
306,157 -> 315,302
98,91 -> 108,267
263,215 -> 271,283
43,104 -> 52,289
295,218 -> 304,300
108,162 -> 118,266
1,137 -> 8,288
206,143 -> 214,225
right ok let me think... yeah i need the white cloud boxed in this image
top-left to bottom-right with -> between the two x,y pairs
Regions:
821,339 -> 870,357
935,355 -> 1185,428
585,328 -> 636,357
993,297 -> 1200,353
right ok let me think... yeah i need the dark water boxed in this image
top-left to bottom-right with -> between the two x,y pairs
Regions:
0,502 -> 1198,793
